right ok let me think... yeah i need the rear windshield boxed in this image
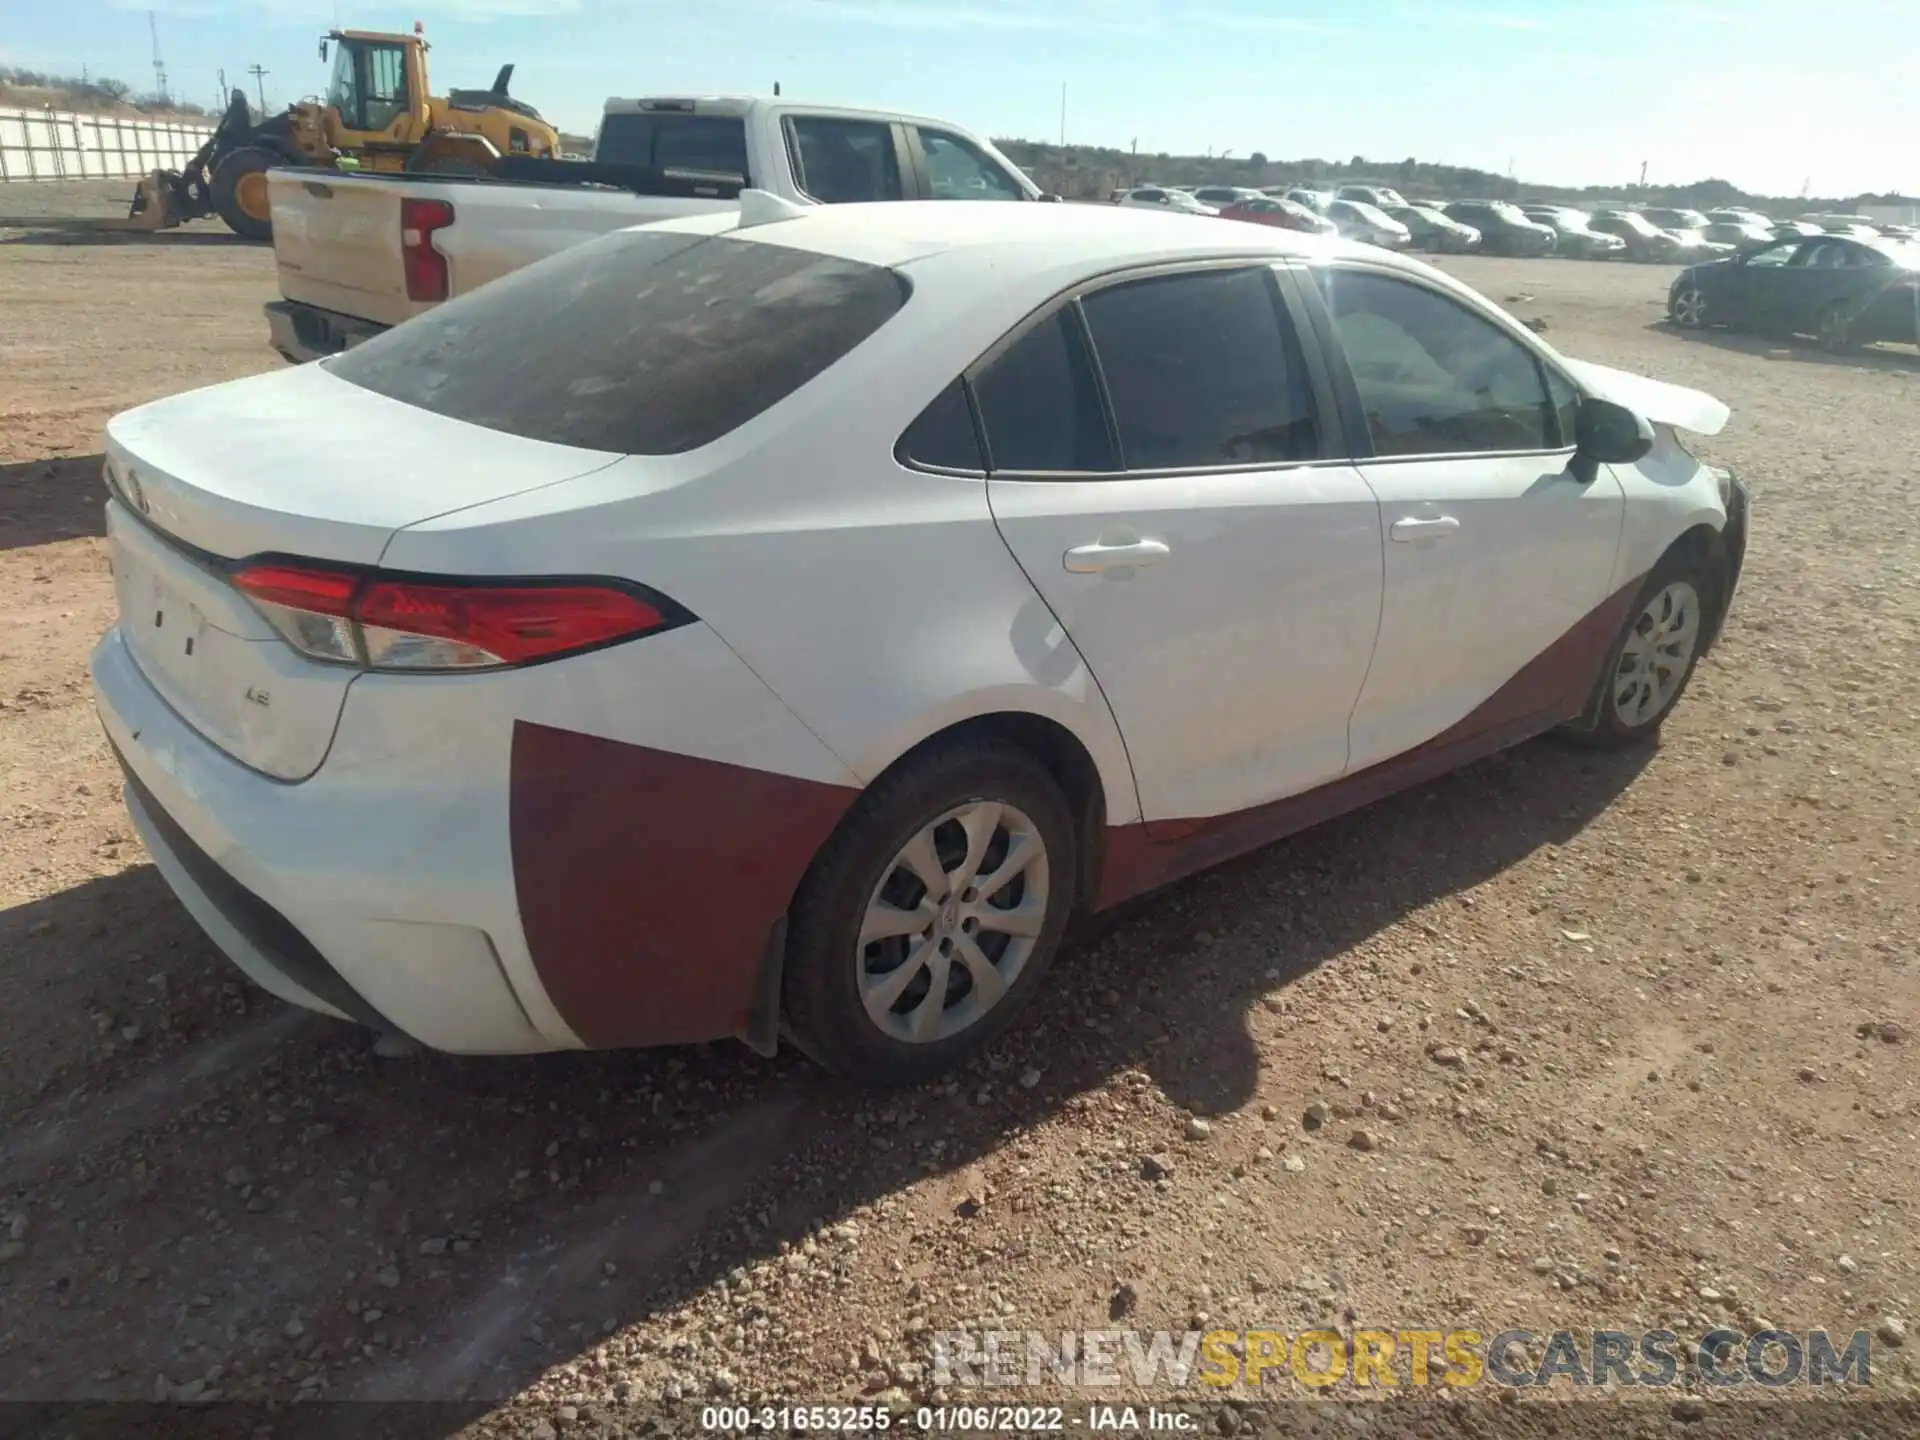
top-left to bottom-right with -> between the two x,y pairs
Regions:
595,112 -> 750,180
327,229 -> 909,455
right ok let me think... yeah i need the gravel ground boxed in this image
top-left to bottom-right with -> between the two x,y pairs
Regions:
1,216 -> 1917,1431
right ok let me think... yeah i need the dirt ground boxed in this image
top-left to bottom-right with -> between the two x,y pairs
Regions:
2,181 -> 1917,1430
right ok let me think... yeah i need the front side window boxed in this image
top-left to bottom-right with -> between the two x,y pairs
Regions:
1743,240 -> 1797,267
1080,267 -> 1319,470
972,311 -> 1114,473
328,230 -> 907,455
787,116 -> 904,204
916,129 -> 1024,201
325,45 -> 360,124
1317,269 -> 1556,457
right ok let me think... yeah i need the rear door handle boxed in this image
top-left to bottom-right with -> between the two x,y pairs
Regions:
1389,516 -> 1461,543
1064,539 -> 1171,573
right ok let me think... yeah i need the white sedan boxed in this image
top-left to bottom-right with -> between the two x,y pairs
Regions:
1116,186 -> 1220,215
92,198 -> 1749,1085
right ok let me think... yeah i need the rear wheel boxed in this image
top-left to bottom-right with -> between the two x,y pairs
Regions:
1560,555 -> 1709,750
781,741 -> 1077,1086
1670,285 -> 1709,327
210,146 -> 279,241
1816,300 -> 1857,352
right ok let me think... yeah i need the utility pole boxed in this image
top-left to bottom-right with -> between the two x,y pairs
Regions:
148,11 -> 170,105
1058,82 -> 1066,146
247,64 -> 269,114
1639,159 -> 1648,188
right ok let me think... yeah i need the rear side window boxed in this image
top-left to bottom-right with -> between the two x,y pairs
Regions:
899,380 -> 984,471
1080,268 -> 1320,469
972,311 -> 1114,473
786,116 -> 904,203
595,112 -> 749,180
328,230 -> 907,455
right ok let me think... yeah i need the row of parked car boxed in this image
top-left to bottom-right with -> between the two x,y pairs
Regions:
1112,182 -> 1917,265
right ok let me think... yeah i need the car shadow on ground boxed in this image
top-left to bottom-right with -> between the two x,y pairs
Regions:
1650,319 -> 1920,373
0,735 -> 1650,1406
0,218 -> 258,247
0,453 -> 107,551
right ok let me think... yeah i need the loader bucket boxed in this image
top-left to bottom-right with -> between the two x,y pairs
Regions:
123,171 -> 183,232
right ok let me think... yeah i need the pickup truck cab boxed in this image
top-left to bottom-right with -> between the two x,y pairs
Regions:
264,94 -> 1044,362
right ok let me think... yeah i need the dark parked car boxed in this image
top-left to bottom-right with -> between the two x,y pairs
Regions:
1667,233 -> 1920,350
1219,195 -> 1337,234
1383,202 -> 1480,252
1441,200 -> 1555,255
1522,205 -> 1629,258
1588,209 -> 1691,262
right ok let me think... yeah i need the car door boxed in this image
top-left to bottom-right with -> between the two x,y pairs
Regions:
980,262 -> 1385,829
1736,238 -> 1819,328
781,113 -> 909,204
1302,263 -> 1625,772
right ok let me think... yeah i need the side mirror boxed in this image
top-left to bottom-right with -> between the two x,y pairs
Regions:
1569,396 -> 1654,483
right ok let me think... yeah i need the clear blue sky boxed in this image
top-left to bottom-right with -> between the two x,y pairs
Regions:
6,0 -> 1918,197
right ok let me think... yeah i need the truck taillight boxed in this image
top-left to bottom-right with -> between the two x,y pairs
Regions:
400,197 -> 455,303
230,562 -> 692,672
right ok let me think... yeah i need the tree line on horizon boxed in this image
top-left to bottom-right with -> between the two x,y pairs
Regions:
994,137 -> 1907,215
0,64 -> 209,117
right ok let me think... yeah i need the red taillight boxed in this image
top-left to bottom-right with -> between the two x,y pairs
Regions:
357,580 -> 667,667
231,563 -> 357,615
228,561 -> 683,672
400,197 -> 455,303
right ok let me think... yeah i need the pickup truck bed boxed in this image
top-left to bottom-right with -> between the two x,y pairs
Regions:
265,95 -> 1044,363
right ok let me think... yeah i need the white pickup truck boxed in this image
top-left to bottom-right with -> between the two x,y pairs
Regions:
264,94 -> 1047,363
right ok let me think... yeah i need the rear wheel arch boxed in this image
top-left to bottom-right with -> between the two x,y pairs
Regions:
846,710 -> 1112,914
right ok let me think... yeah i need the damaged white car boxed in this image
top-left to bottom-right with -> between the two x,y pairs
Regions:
91,202 -> 1747,1082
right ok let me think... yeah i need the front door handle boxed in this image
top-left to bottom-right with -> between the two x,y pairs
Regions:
1389,515 -> 1462,543
1064,538 -> 1171,573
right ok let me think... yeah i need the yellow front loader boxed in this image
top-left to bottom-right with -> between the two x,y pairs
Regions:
127,25 -> 559,241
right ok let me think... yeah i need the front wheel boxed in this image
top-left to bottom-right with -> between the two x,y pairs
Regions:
781,741 -> 1078,1085
1560,556 -> 1709,750
1670,285 -> 1709,328
210,146 -> 280,241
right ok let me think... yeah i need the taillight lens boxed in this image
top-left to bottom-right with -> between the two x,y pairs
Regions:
400,198 -> 455,303
230,562 -> 684,672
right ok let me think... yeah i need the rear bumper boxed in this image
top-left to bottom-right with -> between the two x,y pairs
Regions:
89,626 -> 564,1054
264,299 -> 388,365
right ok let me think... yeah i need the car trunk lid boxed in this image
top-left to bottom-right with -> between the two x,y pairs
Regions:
103,362 -> 619,779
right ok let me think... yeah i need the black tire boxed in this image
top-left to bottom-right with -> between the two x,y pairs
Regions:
1559,552 -> 1712,750
210,146 -> 279,241
1816,301 -> 1857,353
781,740 -> 1078,1086
1670,284 -> 1712,328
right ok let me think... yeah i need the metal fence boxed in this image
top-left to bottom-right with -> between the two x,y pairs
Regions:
0,106 -> 215,183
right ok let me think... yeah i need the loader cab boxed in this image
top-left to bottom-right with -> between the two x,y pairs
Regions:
320,31 -> 430,147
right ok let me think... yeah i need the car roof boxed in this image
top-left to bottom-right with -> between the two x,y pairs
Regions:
640,197 -> 1394,275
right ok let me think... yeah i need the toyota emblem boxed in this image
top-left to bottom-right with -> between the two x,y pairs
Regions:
124,467 -> 148,514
